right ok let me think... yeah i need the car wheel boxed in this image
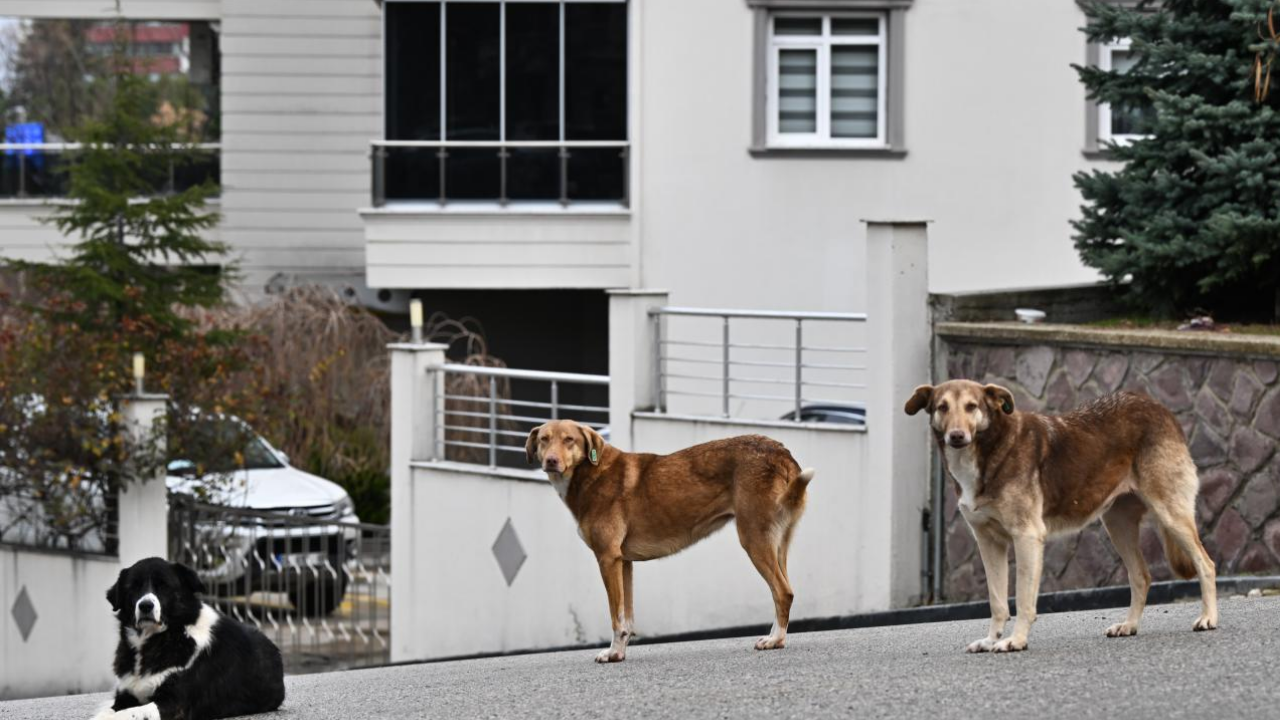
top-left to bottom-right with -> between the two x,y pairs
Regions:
288,572 -> 348,617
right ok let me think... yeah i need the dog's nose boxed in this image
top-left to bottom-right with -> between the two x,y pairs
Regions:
138,599 -> 155,615
947,430 -> 970,447
543,456 -> 561,471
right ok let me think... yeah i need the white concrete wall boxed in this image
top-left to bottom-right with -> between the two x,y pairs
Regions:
637,0 -> 1105,303
396,419 -> 866,662
0,548 -> 119,700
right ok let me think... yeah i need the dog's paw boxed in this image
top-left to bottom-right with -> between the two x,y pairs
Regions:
595,648 -> 625,663
1105,622 -> 1139,638
754,635 -> 786,651
1193,615 -> 1218,632
965,637 -> 997,653
991,637 -> 1027,653
108,705 -> 160,720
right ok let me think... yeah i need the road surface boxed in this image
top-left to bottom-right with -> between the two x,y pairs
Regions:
5,594 -> 1277,719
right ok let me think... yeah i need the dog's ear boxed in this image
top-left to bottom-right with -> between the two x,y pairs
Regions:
172,562 -> 207,597
579,423 -> 605,466
525,425 -> 544,466
985,384 -> 1015,414
904,385 -> 934,416
106,568 -> 128,612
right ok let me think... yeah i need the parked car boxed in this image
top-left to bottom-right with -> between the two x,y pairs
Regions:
778,403 -> 867,426
167,418 -> 361,617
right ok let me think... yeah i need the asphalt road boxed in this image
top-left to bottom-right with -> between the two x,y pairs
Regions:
6,595 -> 1278,720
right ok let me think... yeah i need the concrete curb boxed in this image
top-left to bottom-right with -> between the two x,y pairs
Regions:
374,575 -> 1280,669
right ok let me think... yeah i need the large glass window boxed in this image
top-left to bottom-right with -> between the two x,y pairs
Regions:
0,18 -> 220,199
381,1 -> 629,206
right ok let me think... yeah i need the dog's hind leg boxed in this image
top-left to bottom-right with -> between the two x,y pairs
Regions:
738,519 -> 793,651
622,560 -> 635,639
1101,494 -> 1151,638
1142,451 -> 1218,632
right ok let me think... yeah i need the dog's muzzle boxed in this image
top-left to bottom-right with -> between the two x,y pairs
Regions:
135,593 -> 161,627
946,431 -> 972,448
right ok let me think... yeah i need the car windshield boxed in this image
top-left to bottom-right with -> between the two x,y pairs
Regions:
170,418 -> 284,474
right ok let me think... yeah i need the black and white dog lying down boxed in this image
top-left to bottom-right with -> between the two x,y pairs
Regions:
93,557 -> 285,720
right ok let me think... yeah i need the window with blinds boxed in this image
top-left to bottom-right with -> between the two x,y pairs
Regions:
767,13 -> 886,148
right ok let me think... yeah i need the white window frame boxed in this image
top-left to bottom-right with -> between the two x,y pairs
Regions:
765,11 -> 887,149
1097,38 -> 1150,146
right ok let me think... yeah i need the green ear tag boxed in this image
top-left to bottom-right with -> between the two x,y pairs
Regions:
590,448 -> 598,463
1002,400 -> 1013,414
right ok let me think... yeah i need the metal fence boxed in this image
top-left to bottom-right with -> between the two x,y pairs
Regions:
649,306 -> 869,422
436,363 -> 610,468
0,143 -> 221,199
168,495 -> 390,674
371,140 -> 629,208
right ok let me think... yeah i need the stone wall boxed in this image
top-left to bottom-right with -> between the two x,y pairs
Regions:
936,323 -> 1280,602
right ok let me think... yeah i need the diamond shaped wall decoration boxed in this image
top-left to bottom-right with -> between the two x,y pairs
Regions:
11,585 -> 37,642
492,518 -> 527,587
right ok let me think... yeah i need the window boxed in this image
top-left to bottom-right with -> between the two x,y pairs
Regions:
767,14 -> 885,148
1097,39 -> 1155,145
749,1 -> 909,157
381,1 -> 628,206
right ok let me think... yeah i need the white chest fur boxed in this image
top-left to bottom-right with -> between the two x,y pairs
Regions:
944,445 -> 982,514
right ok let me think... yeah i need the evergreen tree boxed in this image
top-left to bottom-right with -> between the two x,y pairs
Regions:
1074,0 -> 1280,320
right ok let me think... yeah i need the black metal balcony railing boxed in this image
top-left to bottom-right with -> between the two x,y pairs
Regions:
0,143 -> 221,199
370,140 -> 629,208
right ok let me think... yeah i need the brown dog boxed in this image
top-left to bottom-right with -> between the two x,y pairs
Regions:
526,419 -> 815,662
906,380 -> 1218,653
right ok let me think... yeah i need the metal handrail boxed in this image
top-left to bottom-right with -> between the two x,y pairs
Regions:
2,142 -> 221,200
434,363 -> 610,468
370,139 -> 629,208
372,140 -> 626,149
648,305 -> 866,421
649,306 -> 867,322
438,363 -> 609,385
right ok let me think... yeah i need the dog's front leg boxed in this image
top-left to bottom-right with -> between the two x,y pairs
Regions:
595,553 -> 630,663
994,532 -> 1045,653
966,528 -> 1009,653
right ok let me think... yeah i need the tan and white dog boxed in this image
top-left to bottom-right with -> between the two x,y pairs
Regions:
906,380 -> 1218,653
526,419 -> 814,662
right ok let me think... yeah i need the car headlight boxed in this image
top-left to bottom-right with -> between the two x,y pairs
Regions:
333,495 -> 355,518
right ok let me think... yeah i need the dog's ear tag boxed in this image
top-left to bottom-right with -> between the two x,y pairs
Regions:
590,448 -> 598,463
1002,400 -> 1013,414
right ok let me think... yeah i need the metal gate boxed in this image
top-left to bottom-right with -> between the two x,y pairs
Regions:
167,495 -> 391,673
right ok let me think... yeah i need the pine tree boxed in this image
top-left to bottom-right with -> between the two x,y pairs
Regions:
5,11 -> 231,347
1074,0 -> 1280,320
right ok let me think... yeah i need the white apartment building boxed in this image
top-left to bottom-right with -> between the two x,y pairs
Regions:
1,0 -> 1127,375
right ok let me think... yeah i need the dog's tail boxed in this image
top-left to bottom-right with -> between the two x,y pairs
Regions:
783,467 -> 816,509
1159,524 -> 1198,580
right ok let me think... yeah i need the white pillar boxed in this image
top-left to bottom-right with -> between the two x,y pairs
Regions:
865,220 -> 931,607
607,289 -> 669,452
117,393 -> 169,565
388,341 -> 448,662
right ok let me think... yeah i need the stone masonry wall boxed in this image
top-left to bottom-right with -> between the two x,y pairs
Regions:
938,334 -> 1280,602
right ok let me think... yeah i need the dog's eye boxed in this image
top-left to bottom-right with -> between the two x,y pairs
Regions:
564,437 -> 575,444
965,403 -> 978,412
937,403 -> 948,413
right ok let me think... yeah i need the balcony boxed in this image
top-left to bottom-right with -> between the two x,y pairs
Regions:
361,139 -> 632,291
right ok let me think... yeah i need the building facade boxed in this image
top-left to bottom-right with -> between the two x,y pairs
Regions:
2,0 -> 1123,370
